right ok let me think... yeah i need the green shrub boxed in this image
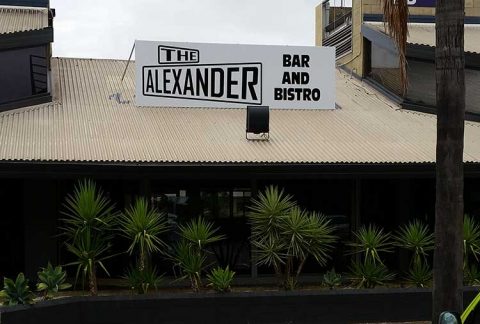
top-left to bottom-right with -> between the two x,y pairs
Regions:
465,264 -> 480,286
394,220 -> 434,288
61,180 -> 118,296
0,273 -> 35,306
464,215 -> 480,270
172,240 -> 206,291
37,263 -> 71,300
171,217 -> 223,292
123,265 -> 163,294
349,224 -> 393,265
323,269 -> 342,289
349,260 -> 395,289
406,261 -> 432,288
394,220 -> 434,267
248,186 -> 337,290
119,198 -> 169,272
207,266 -> 235,293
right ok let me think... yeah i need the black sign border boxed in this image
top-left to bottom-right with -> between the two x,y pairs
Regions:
157,45 -> 200,65
142,62 -> 263,105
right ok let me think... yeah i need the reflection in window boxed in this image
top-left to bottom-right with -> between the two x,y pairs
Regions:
201,191 -> 230,219
232,190 -> 251,218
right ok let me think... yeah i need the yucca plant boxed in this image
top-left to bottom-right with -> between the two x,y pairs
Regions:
349,260 -> 395,289
119,198 -> 169,272
178,217 -> 225,251
323,269 -> 342,289
282,208 -> 336,289
464,214 -> 480,270
349,224 -> 393,265
207,266 -> 235,293
394,220 -> 434,267
464,264 -> 480,286
61,179 -> 117,239
37,263 -> 72,300
248,186 -> 296,245
0,273 -> 35,306
65,229 -> 116,296
172,217 -> 223,292
172,239 -> 207,291
406,261 -> 432,288
248,186 -> 337,290
123,264 -> 163,294
61,180 -> 118,296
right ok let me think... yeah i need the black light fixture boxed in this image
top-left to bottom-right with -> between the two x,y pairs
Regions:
246,105 -> 269,140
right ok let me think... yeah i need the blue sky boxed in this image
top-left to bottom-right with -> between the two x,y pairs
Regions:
50,0 -> 351,60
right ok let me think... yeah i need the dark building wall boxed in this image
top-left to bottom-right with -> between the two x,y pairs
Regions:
2,168 -> 479,280
0,179 -> 24,278
0,46 -> 48,104
23,179 -> 59,279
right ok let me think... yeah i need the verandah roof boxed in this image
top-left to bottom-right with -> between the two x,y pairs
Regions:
0,57 -> 479,164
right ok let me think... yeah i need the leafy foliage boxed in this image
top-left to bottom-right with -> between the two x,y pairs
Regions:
123,265 -> 163,294
178,217 -> 225,251
406,261 -> 432,288
65,230 -> 117,294
464,215 -> 480,270
249,186 -> 296,244
323,269 -> 342,289
172,217 -> 223,292
119,197 -> 169,271
394,220 -> 434,267
349,260 -> 395,289
61,179 -> 117,239
0,273 -> 35,306
207,266 -> 235,293
464,265 -> 480,286
349,224 -> 393,265
61,180 -> 117,296
172,240 -> 206,291
248,186 -> 337,290
37,263 -> 71,300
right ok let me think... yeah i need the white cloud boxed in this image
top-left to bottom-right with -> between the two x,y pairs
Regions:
50,0 -> 325,60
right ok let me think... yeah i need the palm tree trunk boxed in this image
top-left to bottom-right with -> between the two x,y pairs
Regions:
89,263 -> 98,296
432,0 -> 465,321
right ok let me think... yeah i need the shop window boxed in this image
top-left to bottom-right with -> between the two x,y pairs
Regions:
232,190 -> 251,218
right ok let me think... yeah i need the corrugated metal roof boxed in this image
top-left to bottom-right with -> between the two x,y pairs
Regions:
0,5 -> 48,34
365,22 -> 480,54
0,57 -> 479,164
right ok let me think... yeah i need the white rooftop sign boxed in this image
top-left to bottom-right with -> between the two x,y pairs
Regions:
135,40 -> 336,109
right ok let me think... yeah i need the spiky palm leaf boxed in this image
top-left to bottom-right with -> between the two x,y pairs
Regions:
119,198 -> 169,268
406,261 -> 432,288
394,219 -> 434,266
252,235 -> 286,269
61,179 -> 117,239
350,224 -> 393,264
123,264 -> 163,294
464,214 -> 480,266
248,186 -> 296,243
280,208 -> 336,266
349,260 -> 395,289
305,211 -> 337,266
65,230 -> 118,292
171,239 -> 207,291
207,266 -> 235,293
178,217 -> 224,251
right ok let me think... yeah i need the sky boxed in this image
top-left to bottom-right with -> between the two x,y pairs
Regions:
50,0 -> 352,60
